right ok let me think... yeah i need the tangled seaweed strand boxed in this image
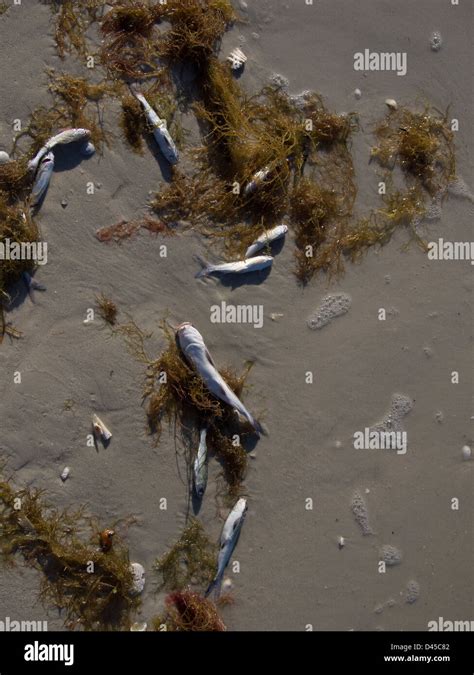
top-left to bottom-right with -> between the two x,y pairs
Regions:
154,519 -> 216,591
42,0 -> 105,59
152,590 -> 226,631
0,474 -> 139,630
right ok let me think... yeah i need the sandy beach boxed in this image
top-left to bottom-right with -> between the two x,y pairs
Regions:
0,0 -> 472,632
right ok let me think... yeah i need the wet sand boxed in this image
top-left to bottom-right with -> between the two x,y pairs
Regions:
0,0 -> 472,631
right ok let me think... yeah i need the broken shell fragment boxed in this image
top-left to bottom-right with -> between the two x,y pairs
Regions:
354,88 -> 362,100
227,47 -> 247,71
130,622 -> 147,632
385,98 -> 398,111
92,414 -> 112,442
0,151 -> 10,165
338,536 -> 345,549
60,466 -> 70,482
130,562 -> 146,596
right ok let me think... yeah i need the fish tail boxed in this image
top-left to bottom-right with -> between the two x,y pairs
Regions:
205,574 -> 222,599
194,254 -> 211,278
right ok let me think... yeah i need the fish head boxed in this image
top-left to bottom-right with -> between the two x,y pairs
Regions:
236,497 -> 248,517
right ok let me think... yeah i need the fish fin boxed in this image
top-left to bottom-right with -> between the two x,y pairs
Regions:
204,347 -> 218,368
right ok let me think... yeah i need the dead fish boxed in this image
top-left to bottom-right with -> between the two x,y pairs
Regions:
245,224 -> 288,258
28,128 -> 91,172
195,254 -> 273,278
206,497 -> 247,597
30,151 -> 54,210
193,427 -> 208,499
130,86 -> 179,165
22,272 -> 46,301
177,323 -> 264,435
243,166 -> 272,196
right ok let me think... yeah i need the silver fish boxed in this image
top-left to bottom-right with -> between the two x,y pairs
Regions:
30,151 -> 54,210
28,128 -> 91,172
131,88 -> 179,165
193,427 -> 208,499
206,497 -> 247,597
245,224 -> 288,258
243,166 -> 271,196
195,254 -> 273,278
177,323 -> 263,435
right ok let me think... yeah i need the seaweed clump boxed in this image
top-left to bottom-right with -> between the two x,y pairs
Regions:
95,293 -> 118,325
152,590 -> 226,631
154,518 -> 216,591
373,106 -> 455,196
0,474 -> 139,630
99,1 -> 167,80
156,0 -> 237,69
0,162 -> 38,343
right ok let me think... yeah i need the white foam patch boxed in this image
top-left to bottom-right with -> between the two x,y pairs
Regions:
351,491 -> 373,535
380,544 -> 402,566
307,293 -> 352,330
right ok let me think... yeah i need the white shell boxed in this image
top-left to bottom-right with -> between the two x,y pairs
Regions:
227,47 -> 247,70
92,414 -> 112,441
0,151 -> 10,165
462,445 -> 471,461
222,577 -> 233,591
385,98 -> 398,111
130,622 -> 147,632
130,562 -> 146,595
354,88 -> 362,100
338,536 -> 345,549
60,467 -> 70,482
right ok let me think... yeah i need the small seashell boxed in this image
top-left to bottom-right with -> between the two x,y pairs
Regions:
61,198 -> 68,208
270,313 -> 284,321
60,467 -> 70,482
99,528 -> 115,552
130,562 -> 146,595
354,88 -> 362,100
227,47 -> 247,71
92,414 -> 112,442
81,141 -> 95,157
385,98 -> 398,111
338,536 -> 345,549
430,31 -> 442,52
462,445 -> 471,461
0,151 -> 10,165
130,622 -> 147,632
